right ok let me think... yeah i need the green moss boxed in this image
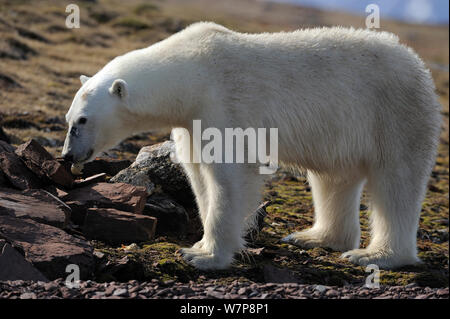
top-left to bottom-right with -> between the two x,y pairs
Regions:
133,3 -> 160,15
113,17 -> 151,30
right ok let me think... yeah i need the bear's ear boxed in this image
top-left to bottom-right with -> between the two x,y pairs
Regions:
109,79 -> 128,99
80,75 -> 90,85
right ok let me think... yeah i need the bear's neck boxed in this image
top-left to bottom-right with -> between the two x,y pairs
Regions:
120,53 -> 209,134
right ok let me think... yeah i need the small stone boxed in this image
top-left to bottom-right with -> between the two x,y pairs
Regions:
113,288 -> 128,297
436,289 -> 448,297
314,285 -> 328,293
71,163 -> 84,175
104,285 -> 116,296
44,282 -> 59,291
20,292 -> 36,299
93,251 -> 105,259
325,289 -> 339,297
238,287 -> 248,295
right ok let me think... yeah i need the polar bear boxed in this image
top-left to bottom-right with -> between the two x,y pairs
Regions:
62,22 -> 441,270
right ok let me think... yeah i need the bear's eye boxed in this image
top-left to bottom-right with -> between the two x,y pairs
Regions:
78,117 -> 87,125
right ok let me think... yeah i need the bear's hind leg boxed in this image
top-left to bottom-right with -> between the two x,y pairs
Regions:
283,171 -> 364,251
341,167 -> 425,268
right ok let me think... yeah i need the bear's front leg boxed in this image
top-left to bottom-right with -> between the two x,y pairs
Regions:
180,164 -> 262,270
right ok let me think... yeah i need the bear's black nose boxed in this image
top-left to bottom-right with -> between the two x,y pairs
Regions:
63,153 -> 74,163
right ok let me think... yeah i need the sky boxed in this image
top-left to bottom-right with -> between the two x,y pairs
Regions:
272,0 -> 449,24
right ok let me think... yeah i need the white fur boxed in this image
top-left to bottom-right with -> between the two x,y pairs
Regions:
64,22 -> 441,270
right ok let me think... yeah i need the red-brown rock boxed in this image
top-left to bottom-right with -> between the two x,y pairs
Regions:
82,208 -> 157,245
62,182 -> 147,225
0,152 -> 42,190
43,185 -> 69,198
0,215 -> 94,280
0,240 -> 49,282
0,188 -> 70,228
15,139 -> 73,188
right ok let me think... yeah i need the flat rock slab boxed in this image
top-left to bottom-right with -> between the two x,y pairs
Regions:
0,152 -> 41,190
0,188 -> 70,228
15,139 -> 73,188
82,208 -> 157,245
0,215 -> 93,280
62,182 -> 147,225
0,240 -> 48,282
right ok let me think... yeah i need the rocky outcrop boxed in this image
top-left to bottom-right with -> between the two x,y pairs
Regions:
61,182 -> 147,225
0,188 -> 70,228
144,195 -> 189,237
0,138 -> 268,282
0,151 -> 42,190
111,141 -> 269,239
111,141 -> 195,207
15,139 -> 73,188
0,215 -> 94,280
0,240 -> 48,282
0,138 -> 153,281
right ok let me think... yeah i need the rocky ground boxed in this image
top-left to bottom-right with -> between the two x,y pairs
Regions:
0,0 -> 449,299
1,279 -> 448,299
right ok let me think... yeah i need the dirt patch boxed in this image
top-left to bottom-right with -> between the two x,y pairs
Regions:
0,73 -> 21,89
0,37 -> 37,60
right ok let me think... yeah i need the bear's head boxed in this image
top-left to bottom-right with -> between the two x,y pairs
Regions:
62,74 -> 131,164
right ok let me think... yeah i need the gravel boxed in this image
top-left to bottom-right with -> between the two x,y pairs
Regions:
0,280 -> 447,299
